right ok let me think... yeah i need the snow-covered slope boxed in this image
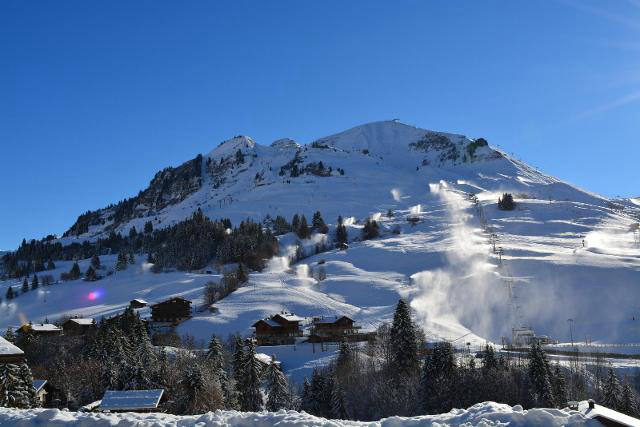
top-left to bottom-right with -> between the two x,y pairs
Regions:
1,120 -> 639,380
0,401 -> 602,427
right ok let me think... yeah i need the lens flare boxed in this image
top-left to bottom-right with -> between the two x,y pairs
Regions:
88,290 -> 103,301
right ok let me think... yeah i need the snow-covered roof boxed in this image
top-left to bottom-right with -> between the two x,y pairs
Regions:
29,324 -> 62,332
67,318 -> 94,326
579,400 -> 639,426
255,353 -> 280,365
0,336 -> 23,355
99,389 -> 164,411
131,299 -> 148,304
32,380 -> 47,393
274,313 -> 304,322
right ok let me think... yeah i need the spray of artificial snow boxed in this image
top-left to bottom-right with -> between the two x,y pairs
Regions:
391,188 -> 402,202
411,181 -> 507,343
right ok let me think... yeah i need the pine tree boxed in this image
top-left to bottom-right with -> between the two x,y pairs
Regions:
362,219 -> 379,240
482,344 -> 498,371
602,367 -> 621,410
421,342 -> 458,413
236,264 -> 249,284
84,265 -> 97,281
335,216 -> 348,246
240,339 -> 263,411
308,369 -> 325,416
91,254 -> 101,269
30,274 -> 39,291
116,252 -> 128,271
552,364 -> 568,408
331,379 -> 348,419
389,299 -> 419,377
232,336 -> 245,406
69,262 -> 81,280
528,342 -> 555,407
292,214 -> 300,235
129,252 -> 135,265
144,221 -> 153,234
301,378 -> 313,413
46,259 -> 55,270
18,363 -> 37,408
312,211 -> 328,234
6,287 -> 14,300
235,149 -> 245,164
21,277 -> 29,294
620,378 -> 638,416
0,363 -> 36,409
182,363 -> 206,414
0,363 -> 20,408
4,327 -> 15,343
265,358 -> 290,411
298,215 -> 310,239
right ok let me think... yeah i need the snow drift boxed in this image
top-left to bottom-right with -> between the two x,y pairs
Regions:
0,402 -> 601,427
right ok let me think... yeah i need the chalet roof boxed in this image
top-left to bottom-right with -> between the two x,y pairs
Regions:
579,400 -> 639,426
0,336 -> 23,356
151,297 -> 191,307
65,318 -> 95,326
33,380 -> 47,393
314,315 -> 353,325
252,319 -> 281,328
27,323 -> 62,332
131,298 -> 148,304
99,389 -> 164,411
273,312 -> 304,322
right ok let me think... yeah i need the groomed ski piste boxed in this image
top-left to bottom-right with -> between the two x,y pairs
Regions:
0,401 -> 608,427
1,121 -> 639,381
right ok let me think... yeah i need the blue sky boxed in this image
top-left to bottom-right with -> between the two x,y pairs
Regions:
1,0 -> 639,249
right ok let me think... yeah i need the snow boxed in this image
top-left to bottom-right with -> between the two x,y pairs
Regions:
0,401 -> 604,426
0,336 -> 23,355
1,120 -> 639,381
578,401 -> 640,427
28,324 -> 62,332
98,389 -> 164,411
66,318 -> 94,326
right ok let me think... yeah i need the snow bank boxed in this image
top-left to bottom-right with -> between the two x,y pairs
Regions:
0,402 -> 597,427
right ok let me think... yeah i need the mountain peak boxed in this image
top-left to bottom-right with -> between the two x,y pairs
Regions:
208,135 -> 256,159
310,119 -> 467,156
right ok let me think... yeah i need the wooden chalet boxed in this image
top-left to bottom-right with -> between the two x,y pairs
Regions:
0,336 -> 24,364
252,312 -> 304,346
62,318 -> 96,335
18,323 -> 62,337
150,297 -> 191,323
98,389 -> 166,413
308,315 -> 375,343
129,299 -> 148,309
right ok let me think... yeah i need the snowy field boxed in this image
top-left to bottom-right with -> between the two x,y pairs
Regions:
0,402 -> 603,427
2,121 -> 639,381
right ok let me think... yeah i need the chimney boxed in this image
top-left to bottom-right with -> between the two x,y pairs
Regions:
588,399 -> 595,409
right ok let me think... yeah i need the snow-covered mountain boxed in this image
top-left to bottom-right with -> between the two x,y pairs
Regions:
2,120 -> 639,380
61,120 -> 574,242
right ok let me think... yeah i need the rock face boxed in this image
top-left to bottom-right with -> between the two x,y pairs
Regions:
64,154 -> 203,237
